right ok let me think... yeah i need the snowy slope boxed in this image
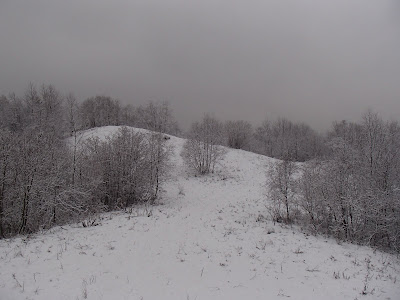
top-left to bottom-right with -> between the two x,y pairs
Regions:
1,126 -> 399,300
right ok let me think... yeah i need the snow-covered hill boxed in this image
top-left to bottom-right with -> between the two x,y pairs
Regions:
1,126 -> 399,300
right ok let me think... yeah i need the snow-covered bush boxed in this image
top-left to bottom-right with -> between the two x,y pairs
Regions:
82,127 -> 170,209
181,114 -> 226,175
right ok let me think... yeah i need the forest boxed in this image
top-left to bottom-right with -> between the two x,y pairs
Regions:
0,84 -> 399,253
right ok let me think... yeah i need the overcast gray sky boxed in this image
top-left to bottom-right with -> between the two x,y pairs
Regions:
0,0 -> 399,131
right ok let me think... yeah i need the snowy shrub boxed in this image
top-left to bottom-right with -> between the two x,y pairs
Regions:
82,127 -> 170,209
181,114 -> 226,175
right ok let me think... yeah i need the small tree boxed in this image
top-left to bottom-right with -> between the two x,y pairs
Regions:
296,160 -> 332,233
182,114 -> 225,175
147,132 -> 171,202
267,159 -> 298,223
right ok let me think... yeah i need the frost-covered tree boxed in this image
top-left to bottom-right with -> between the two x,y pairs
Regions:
80,95 -> 120,129
254,118 -> 324,161
135,101 -> 180,135
182,114 -> 225,174
296,160 -> 330,233
292,111 -> 400,251
0,95 -> 11,130
224,120 -> 253,150
81,127 -> 170,209
267,159 -> 298,223
0,84 -> 175,238
254,119 -> 274,156
0,129 -> 14,237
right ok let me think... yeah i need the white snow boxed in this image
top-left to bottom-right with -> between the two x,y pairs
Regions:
1,126 -> 399,300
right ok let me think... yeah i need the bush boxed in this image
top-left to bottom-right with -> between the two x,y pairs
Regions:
182,115 -> 226,175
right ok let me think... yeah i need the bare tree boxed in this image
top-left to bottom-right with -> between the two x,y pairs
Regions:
224,120 -> 253,150
267,159 -> 298,223
254,119 -> 274,156
135,101 -> 179,135
80,95 -> 120,129
296,160 -> 330,233
80,127 -> 170,210
182,114 -> 225,174
0,95 -> 11,130
255,118 -> 324,161
0,129 -> 14,237
120,104 -> 137,127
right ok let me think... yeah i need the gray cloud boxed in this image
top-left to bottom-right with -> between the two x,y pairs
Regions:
1,0 -> 399,131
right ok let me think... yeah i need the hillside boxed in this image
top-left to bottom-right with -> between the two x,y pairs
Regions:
1,126 -> 399,300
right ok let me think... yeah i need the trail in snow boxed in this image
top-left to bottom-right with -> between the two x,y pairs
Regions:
1,126 -> 399,300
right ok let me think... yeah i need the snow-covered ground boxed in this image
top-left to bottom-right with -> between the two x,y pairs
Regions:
1,126 -> 399,300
